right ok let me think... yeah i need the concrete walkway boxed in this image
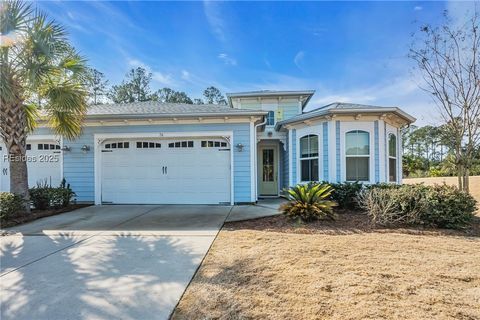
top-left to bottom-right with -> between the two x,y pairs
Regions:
226,198 -> 284,222
0,201 -> 282,320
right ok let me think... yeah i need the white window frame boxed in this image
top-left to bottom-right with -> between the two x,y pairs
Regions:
388,133 -> 397,183
299,134 -> 319,182
345,130 -> 371,182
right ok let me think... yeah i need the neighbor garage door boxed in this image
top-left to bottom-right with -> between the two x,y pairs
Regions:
100,137 -> 231,204
0,140 -> 62,192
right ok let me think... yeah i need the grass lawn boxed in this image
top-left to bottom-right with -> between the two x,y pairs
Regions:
173,214 -> 480,319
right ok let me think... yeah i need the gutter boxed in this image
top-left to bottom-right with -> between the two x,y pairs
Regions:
84,110 -> 268,120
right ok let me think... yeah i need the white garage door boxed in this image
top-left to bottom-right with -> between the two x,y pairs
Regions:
0,141 -> 62,192
100,138 -> 231,204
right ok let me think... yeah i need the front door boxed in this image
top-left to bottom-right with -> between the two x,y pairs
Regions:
259,146 -> 278,196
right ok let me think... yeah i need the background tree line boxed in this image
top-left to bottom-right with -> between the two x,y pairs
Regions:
402,125 -> 480,178
84,66 -> 227,106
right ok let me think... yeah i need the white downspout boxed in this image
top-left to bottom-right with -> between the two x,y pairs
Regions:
254,117 -> 267,201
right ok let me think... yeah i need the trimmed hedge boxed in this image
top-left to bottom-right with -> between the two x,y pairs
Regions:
0,192 -> 25,220
357,184 -> 477,229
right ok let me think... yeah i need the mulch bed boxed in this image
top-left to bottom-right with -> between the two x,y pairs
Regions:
224,209 -> 480,237
1,204 -> 91,229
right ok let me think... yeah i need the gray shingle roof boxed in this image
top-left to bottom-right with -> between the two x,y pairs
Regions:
85,101 -> 266,118
275,102 -> 416,129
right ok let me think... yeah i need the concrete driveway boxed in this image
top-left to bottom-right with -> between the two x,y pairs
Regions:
0,205 -> 233,320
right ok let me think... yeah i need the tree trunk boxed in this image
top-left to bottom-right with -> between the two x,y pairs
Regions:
463,168 -> 470,193
0,96 -> 30,213
9,151 -> 30,205
457,166 -> 463,190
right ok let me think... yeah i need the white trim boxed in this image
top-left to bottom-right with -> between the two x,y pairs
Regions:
288,130 -> 293,186
296,133 -> 321,183
94,131 -> 234,205
36,117 -> 263,129
397,127 -> 402,184
27,135 -> 59,141
249,122 -> 255,202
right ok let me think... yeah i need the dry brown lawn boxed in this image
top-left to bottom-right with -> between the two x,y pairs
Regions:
173,214 -> 480,320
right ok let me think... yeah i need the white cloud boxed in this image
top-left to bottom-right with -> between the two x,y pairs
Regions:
218,53 -> 237,66
204,1 -> 226,42
181,70 -> 191,80
294,51 -> 305,70
127,58 -> 175,86
414,6 -> 423,11
152,72 -> 174,86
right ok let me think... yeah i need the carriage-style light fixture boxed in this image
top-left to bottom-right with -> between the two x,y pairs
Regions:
81,145 -> 90,153
235,143 -> 244,152
61,145 -> 71,152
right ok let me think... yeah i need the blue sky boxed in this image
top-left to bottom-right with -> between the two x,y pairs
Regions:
37,1 -> 475,125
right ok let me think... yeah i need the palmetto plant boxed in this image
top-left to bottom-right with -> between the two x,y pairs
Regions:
280,183 -> 337,222
0,1 -> 88,210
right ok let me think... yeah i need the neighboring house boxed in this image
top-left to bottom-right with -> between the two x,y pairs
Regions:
0,90 -> 415,205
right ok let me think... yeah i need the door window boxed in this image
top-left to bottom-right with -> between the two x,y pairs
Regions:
262,149 -> 274,182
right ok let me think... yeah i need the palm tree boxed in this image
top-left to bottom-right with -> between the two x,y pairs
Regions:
0,1 -> 88,211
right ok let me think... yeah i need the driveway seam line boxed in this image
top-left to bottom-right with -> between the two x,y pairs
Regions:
0,206 -> 162,277
0,233 -> 98,278
168,205 -> 234,319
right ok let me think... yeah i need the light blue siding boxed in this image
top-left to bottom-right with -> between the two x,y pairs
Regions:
374,120 -> 380,183
335,121 -> 340,182
278,100 -> 301,121
291,129 -> 297,184
31,123 -> 252,203
322,122 -> 329,181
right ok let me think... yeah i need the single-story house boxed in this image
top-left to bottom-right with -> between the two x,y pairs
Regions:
0,90 -> 415,205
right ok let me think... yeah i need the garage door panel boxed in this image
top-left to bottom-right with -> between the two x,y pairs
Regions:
100,138 -> 231,204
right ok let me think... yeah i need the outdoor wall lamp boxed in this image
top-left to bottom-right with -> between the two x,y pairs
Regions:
235,143 -> 244,152
61,145 -> 71,152
81,145 -> 90,153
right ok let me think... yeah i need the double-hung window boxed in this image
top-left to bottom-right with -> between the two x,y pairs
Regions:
300,134 -> 319,181
388,134 -> 397,182
345,130 -> 370,181
266,111 -> 275,126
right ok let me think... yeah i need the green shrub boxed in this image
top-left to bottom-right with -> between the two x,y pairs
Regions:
357,184 -> 477,229
281,183 -> 337,222
422,185 -> 477,228
0,192 -> 25,220
29,180 -> 52,210
29,179 -> 75,210
329,181 -> 363,210
50,179 -> 75,209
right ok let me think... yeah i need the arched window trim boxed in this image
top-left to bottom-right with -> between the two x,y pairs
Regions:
388,133 -> 397,182
345,130 -> 370,182
299,134 -> 319,182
